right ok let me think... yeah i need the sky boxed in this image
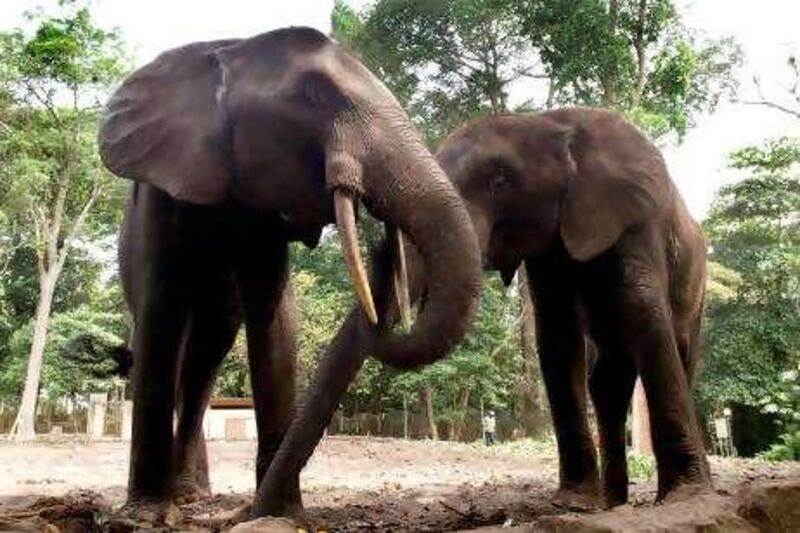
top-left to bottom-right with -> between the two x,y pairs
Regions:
2,0 -> 799,220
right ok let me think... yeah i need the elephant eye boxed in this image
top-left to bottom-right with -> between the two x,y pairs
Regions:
489,164 -> 515,194
297,71 -> 348,110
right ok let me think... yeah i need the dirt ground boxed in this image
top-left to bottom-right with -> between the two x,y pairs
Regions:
1,436 -> 799,531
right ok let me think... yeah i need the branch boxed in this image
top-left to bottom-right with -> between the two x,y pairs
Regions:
738,75 -> 800,120
56,182 -> 101,273
28,205 -> 46,279
48,180 -> 69,268
0,234 -> 25,278
735,99 -> 800,120
21,80 -> 63,129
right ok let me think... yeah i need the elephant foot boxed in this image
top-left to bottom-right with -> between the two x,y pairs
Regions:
172,474 -> 211,505
602,487 -> 629,509
552,483 -> 603,512
251,474 -> 303,520
250,497 -> 304,521
657,478 -> 713,504
601,469 -> 629,508
229,516 -> 302,532
189,502 -> 252,530
113,499 -> 182,528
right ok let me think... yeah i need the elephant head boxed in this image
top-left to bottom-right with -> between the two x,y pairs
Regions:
99,27 -> 481,368
435,107 -> 670,283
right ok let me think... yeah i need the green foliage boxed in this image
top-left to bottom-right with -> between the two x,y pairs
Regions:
760,366 -> 800,428
16,7 -> 125,86
0,3 -> 129,417
0,306 -> 126,401
214,333 -> 252,398
336,0 -> 740,142
699,137 -> 800,413
0,2 -> 129,232
380,275 -> 522,431
333,0 -> 533,143
627,452 -> 656,481
291,235 -> 356,388
519,0 -> 740,138
757,431 -> 800,462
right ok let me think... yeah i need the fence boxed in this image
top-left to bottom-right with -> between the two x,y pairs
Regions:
326,407 -> 530,442
0,395 -> 130,438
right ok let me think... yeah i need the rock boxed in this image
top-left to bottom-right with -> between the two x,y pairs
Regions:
485,479 -> 800,532
537,494 -> 757,532
228,516 -> 298,532
736,479 -> 800,531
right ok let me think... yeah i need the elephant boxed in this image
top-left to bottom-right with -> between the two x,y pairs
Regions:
251,106 -> 709,519
98,27 -> 481,521
435,107 -> 709,507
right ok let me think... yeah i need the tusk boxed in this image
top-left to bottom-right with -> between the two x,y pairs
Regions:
335,190 -> 378,325
392,228 -> 412,331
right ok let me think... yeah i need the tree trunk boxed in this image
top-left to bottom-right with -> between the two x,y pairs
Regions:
631,378 -> 652,454
11,270 -> 58,441
403,393 -> 409,439
449,389 -> 471,441
420,387 -> 438,440
517,267 -> 547,437
601,0 -> 621,106
632,0 -> 649,106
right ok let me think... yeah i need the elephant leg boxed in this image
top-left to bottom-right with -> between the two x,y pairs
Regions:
588,352 -> 636,507
247,283 -> 297,489
580,263 -> 637,508
252,309 -> 369,519
673,313 -> 711,479
250,239 -> 402,519
526,260 -> 601,510
615,249 -> 710,501
125,208 -> 191,516
172,277 -> 241,504
237,242 -> 298,511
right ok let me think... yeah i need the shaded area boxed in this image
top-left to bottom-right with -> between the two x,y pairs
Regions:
0,437 -> 798,531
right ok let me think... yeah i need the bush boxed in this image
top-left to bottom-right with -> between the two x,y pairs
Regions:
627,452 -> 656,481
757,430 -> 800,461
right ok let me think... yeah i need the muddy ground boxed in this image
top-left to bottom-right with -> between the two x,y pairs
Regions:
0,436 -> 798,531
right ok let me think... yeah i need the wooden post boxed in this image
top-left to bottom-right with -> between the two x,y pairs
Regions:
121,400 -> 133,440
631,379 -> 652,454
86,392 -> 107,439
403,394 -> 409,439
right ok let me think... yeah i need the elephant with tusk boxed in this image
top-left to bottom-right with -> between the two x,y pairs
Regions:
99,26 -> 481,522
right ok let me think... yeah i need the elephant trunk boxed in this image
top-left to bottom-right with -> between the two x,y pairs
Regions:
360,121 -> 481,369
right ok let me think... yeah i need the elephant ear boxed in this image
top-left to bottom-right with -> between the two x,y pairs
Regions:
98,40 -> 239,204
559,118 -> 671,261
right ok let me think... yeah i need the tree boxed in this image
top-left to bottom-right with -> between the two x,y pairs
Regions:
0,306 -> 127,402
518,0 -> 741,139
699,137 -> 800,419
0,5 -> 127,439
333,0 -> 536,143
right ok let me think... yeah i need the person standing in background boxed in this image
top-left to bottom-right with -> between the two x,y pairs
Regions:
483,410 -> 497,446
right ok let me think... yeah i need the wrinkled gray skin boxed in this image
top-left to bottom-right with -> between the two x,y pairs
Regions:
258,107 -> 711,521
99,27 -> 480,521
437,108 -> 709,508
